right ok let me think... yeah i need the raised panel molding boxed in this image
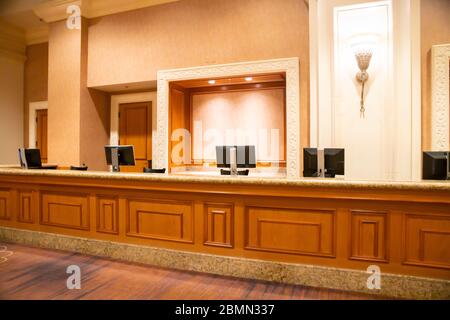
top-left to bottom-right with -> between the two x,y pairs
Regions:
40,193 -> 90,230
404,214 -> 450,269
204,203 -> 234,248
350,211 -> 388,262
126,198 -> 194,243
0,189 -> 11,221
245,206 -> 336,257
96,196 -> 119,234
18,191 -> 34,223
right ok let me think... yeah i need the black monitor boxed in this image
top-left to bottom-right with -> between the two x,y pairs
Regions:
303,148 -> 318,177
215,146 -> 256,169
105,145 -> 135,172
18,148 -> 42,169
324,148 -> 345,178
423,152 -> 449,180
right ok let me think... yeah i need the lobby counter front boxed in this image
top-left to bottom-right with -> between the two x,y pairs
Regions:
0,168 -> 449,299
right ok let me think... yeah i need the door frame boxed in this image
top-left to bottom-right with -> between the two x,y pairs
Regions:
308,0 -> 421,180
110,92 -> 157,146
29,101 -> 48,148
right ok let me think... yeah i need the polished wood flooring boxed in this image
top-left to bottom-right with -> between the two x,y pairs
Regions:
0,243 -> 383,300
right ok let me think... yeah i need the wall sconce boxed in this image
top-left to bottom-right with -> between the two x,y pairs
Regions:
349,34 -> 379,118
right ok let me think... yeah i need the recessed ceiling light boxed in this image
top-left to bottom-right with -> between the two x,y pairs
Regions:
245,77 -> 253,82
208,80 -> 216,85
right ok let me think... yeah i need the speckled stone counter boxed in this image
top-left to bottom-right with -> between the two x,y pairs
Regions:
0,167 -> 449,192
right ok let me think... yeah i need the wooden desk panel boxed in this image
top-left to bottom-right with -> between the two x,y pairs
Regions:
0,172 -> 449,280
40,192 -> 90,230
245,206 -> 336,257
126,198 -> 194,243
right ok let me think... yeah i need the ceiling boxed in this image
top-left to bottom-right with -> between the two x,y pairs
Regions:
92,80 -> 158,93
0,10 -> 46,31
172,73 -> 287,89
0,0 -> 181,44
0,0 -> 47,31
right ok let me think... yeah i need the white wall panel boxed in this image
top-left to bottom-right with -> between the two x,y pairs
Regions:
310,0 -> 421,181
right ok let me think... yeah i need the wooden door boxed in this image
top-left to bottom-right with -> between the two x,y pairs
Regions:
36,109 -> 48,163
119,102 -> 152,172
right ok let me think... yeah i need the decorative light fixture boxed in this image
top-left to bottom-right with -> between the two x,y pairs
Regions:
208,80 -> 216,85
349,34 -> 379,118
245,77 -> 253,82
354,47 -> 372,118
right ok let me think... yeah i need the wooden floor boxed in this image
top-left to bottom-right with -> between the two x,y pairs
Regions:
0,242 -> 382,300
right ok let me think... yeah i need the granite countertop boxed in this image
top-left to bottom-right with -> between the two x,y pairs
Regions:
0,167 -> 449,192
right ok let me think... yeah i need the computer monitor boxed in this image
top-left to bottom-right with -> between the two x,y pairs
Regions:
105,145 -> 135,172
18,148 -> 42,169
423,152 -> 449,180
303,148 -> 318,177
324,148 -> 345,178
215,146 -> 256,169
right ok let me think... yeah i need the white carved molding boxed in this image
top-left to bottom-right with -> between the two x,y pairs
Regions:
156,58 -> 301,178
29,101 -> 48,148
431,44 -> 450,151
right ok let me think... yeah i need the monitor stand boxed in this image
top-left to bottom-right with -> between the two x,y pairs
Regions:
317,149 -> 325,178
220,169 -> 249,176
447,152 -> 450,180
230,147 -> 238,176
19,148 -> 27,169
111,148 -> 120,172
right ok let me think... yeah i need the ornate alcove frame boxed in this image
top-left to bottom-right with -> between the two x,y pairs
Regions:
155,58 -> 301,178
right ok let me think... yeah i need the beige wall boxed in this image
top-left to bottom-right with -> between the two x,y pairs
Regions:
48,20 -> 82,167
23,0 -> 450,168
24,43 -> 48,147
0,55 -> 24,164
48,19 -> 110,170
421,0 -> 450,151
192,89 -> 285,162
87,0 -> 310,147
80,20 -> 110,170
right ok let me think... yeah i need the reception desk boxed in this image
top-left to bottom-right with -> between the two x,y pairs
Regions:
0,168 -> 449,299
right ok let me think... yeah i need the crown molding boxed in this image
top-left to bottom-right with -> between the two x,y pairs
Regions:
0,19 -> 26,62
0,48 -> 27,63
85,0 -> 180,18
26,25 -> 49,45
33,0 -> 83,23
33,0 -> 180,23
